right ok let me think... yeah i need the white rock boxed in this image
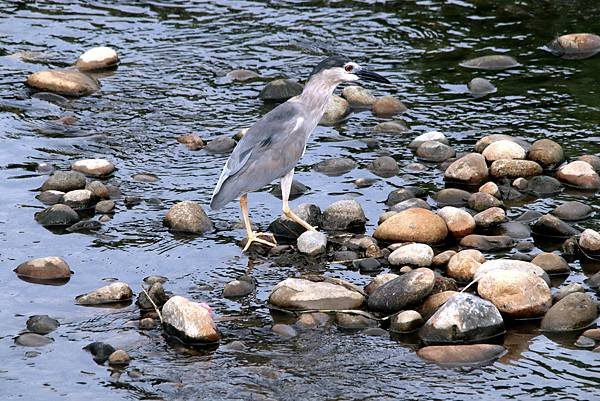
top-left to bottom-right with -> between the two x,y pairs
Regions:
409,131 -> 449,150
62,189 -> 95,209
388,243 -> 434,267
162,296 -> 220,343
579,229 -> 600,252
71,159 -> 115,177
269,278 -> 364,310
297,231 -> 327,256
481,140 -> 526,161
76,47 -> 119,71
475,259 -> 550,285
75,282 -> 132,305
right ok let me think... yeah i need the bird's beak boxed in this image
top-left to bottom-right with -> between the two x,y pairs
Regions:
356,68 -> 391,84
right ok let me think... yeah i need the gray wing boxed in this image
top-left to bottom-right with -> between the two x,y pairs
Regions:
210,100 -> 310,209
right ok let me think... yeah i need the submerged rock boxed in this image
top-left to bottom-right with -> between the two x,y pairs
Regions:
162,296 -> 220,344
226,69 -> 260,82
269,277 -> 365,310
223,275 -> 256,298
546,33 -> 600,60
373,120 -> 409,134
367,268 -> 435,313
321,200 -> 366,232
75,282 -> 133,305
205,135 -> 236,153
416,141 -> 455,162
27,69 -> 100,96
177,133 -> 205,150
417,344 -> 505,365
374,208 -> 448,244
551,201 -> 592,221
372,96 -> 407,116
83,342 -> 115,364
437,206 -> 475,238
26,315 -> 60,334
459,235 -> 513,251
41,171 -> 86,192
14,256 -> 72,281
444,153 -> 489,185
15,333 -> 54,347
164,201 -> 213,234
468,78 -> 497,97
541,293 -> 598,332
108,350 -> 130,366
76,46 -> 119,71
459,55 -> 520,70
71,159 -> 115,177
259,79 -> 303,101
556,161 -> 600,189
409,131 -> 449,150
313,157 -> 356,176
525,175 -> 562,196
369,156 -> 399,177
35,204 -> 80,227
419,293 -> 504,344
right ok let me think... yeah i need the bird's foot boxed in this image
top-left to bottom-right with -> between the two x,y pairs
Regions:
242,232 -> 277,252
283,210 -> 318,231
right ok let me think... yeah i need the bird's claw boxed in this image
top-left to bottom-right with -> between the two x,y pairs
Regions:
242,232 -> 277,252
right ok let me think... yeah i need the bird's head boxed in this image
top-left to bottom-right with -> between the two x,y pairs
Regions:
309,55 -> 391,85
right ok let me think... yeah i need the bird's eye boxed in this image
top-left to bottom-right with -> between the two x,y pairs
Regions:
344,64 -> 354,72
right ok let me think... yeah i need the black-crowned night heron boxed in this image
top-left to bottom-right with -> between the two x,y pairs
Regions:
210,55 -> 391,251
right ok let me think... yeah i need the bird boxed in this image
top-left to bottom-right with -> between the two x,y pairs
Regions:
210,55 -> 391,252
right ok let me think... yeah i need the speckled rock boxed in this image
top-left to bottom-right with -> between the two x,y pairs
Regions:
479,182 -> 500,198
164,201 -> 213,234
321,200 -> 366,232
162,296 -> 220,343
447,250 -> 486,282
541,293 -> 598,332
269,278 -> 365,310
556,161 -> 600,189
342,85 -> 376,108
579,229 -> 600,252
368,268 -> 435,314
71,159 -> 115,177
61,189 -> 95,209
35,204 -> 80,227
468,192 -> 503,212
76,46 -> 119,71
444,153 -> 489,185
482,140 -> 526,161
41,171 -> 86,192
297,231 -> 327,256
490,159 -> 542,178
320,95 -> 350,125
474,207 -> 507,228
437,206 -> 475,238
14,257 -> 71,281
75,282 -> 132,305
388,243 -> 434,267
27,69 -> 100,96
374,208 -> 448,244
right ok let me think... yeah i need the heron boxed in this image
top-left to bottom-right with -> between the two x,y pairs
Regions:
210,55 -> 391,251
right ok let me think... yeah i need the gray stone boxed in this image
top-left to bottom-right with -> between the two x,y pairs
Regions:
313,157 -> 356,176
531,253 -> 570,274
15,333 -> 54,347
41,171 -> 86,192
162,296 -> 220,343
409,131 -> 449,150
66,220 -> 102,232
83,342 -> 116,364
137,282 -> 169,309
390,198 -> 430,213
36,190 -> 65,205
75,282 -> 133,305
164,201 -> 213,234
460,55 -> 520,70
525,176 -> 562,196
388,243 -> 434,267
321,200 -> 366,232
369,156 -> 399,177
26,315 -> 59,334
259,79 -> 303,101
468,77 -> 497,97
335,312 -> 378,329
270,203 -> 321,243
205,135 -> 236,153
297,231 -> 327,256
367,268 -> 435,313
552,201 -> 592,221
531,214 -> 580,238
61,189 -> 95,209
269,277 -> 365,310
459,235 -> 513,251
386,187 -> 422,206
416,141 -> 455,162
434,188 -> 471,207
468,192 -> 503,212
541,293 -> 598,332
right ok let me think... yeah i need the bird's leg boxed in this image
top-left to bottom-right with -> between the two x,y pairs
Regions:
239,194 -> 276,252
281,169 -> 317,231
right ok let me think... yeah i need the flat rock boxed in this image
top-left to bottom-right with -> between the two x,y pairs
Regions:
556,161 -> 600,189
531,214 -> 579,238
490,159 -> 542,178
297,231 -> 327,256
409,131 -> 449,149
367,268 -> 435,313
460,55 -> 520,70
259,79 -> 303,101
162,296 -> 220,343
67,219 -> 101,233
374,208 -> 448,244
205,135 -> 236,153
62,189 -> 95,209
35,204 -> 80,227
444,153 -> 489,185
531,252 -> 570,274
527,139 -> 564,168
482,140 -> 526,161
71,159 -> 115,177
76,46 -> 119,71
26,315 -> 60,334
459,235 -> 513,251
269,278 -> 365,310
541,293 -> 598,332
321,199 -> 366,232
14,256 -> 71,281
447,250 -> 485,282
417,344 -> 505,365
27,69 -> 100,96
373,120 -> 409,134
437,206 -> 475,238
342,85 -> 376,108
313,157 -> 356,176
388,243 -> 434,267
164,201 -> 213,234
416,141 -> 455,162
335,313 -> 378,329
75,282 -> 133,305
15,333 -> 54,347
41,171 -> 86,192
551,201 -> 592,221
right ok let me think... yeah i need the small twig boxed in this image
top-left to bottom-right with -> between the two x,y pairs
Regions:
141,284 -> 163,323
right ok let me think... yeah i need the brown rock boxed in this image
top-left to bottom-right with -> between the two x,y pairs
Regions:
372,96 -> 407,117
531,252 -> 570,274
490,159 -> 543,178
556,161 -> 600,189
417,291 -> 458,320
432,250 -> 457,267
468,192 -> 503,212
417,344 -> 506,365
474,207 -> 507,228
447,250 -> 485,282
14,256 -> 72,280
27,69 -> 99,96
437,206 -> 475,238
459,235 -> 514,251
373,208 -> 448,244
527,139 -> 564,168
444,153 -> 489,185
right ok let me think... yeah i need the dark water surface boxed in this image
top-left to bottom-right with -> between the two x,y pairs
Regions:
1,1 -> 600,400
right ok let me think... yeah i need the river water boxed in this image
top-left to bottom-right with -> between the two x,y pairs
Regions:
1,1 -> 599,400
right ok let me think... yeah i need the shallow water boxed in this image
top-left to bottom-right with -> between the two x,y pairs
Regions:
1,1 -> 600,400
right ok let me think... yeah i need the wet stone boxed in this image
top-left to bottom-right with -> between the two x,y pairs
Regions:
321,200 -> 366,232
374,208 -> 448,244
417,344 -> 505,365
531,253 -> 570,275
525,175 -> 562,196
574,336 -> 596,348
468,78 -> 497,97
468,192 -> 503,212
546,33 -> 600,60
527,139 -> 564,168
86,181 -> 109,199
444,153 -> 489,185
26,315 -> 59,334
354,177 -> 377,188
83,342 -> 116,364
435,188 -> 471,207
162,296 -> 220,344
15,333 -> 54,347
137,282 -> 169,309
205,135 -> 236,153
320,95 -> 350,125
270,179 -> 308,200
372,96 -> 407,117
76,46 -> 119,71
460,54 -> 520,70
36,190 -> 65,205
490,159 -> 543,178
386,187 -> 421,206
27,69 -> 100,96
75,282 -> 133,305
270,203 -> 321,243
482,140 -> 526,162
14,256 -> 72,281
373,120 -> 409,134
71,159 -> 115,177
164,201 -> 213,234
108,349 -> 130,366
416,141 -> 456,162
541,293 -> 598,332
364,273 -> 399,295
390,198 -> 430,213
363,327 -> 388,337
554,283 -> 584,302
474,207 -> 507,228
297,231 -> 327,256
369,156 -> 399,177
41,171 -> 86,192
437,206 -> 476,239
409,131 -> 449,150
367,268 -> 435,314
177,133 -> 205,150
223,275 -> 256,298
579,229 -> 600,253
269,278 -> 365,310
226,69 -> 260,81
259,79 -> 303,101
515,210 -> 543,223
459,235 -> 513,251
95,200 -> 115,214
551,201 -> 592,221
447,249 -> 485,282
388,243 -> 434,267
67,220 -> 102,232
62,189 -> 95,209
531,214 -> 580,238
342,85 -> 376,108
272,323 -> 297,338
556,161 -> 600,189
133,173 -> 159,183
335,313 -> 378,329
313,157 -> 356,176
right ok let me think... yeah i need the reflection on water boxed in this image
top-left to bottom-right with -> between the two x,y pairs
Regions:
1,1 -> 599,400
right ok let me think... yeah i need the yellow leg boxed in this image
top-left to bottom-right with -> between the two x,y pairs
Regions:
281,169 -> 317,231
240,194 -> 277,252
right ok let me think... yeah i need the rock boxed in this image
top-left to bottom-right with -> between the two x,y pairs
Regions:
416,141 -> 455,162
437,206 -> 476,238
587,271 -> 600,289
390,198 -> 430,213
554,283 -> 584,302
139,318 -> 157,330
321,200 -> 366,232
435,188 -> 471,207
177,133 -> 205,150
26,69 -> 99,96
61,189 -> 95,209
418,291 -> 458,320
385,187 -> 423,206
474,207 -> 507,228
482,140 -> 526,161
447,250 -> 485,282
15,333 -> 54,347
313,157 -> 356,176
367,268 -> 435,313
475,259 -> 550,285
269,278 -> 364,310
342,85 -> 376,108
297,231 -> 327,256
369,156 -> 399,177
137,282 -> 169,309
86,181 -> 109,199
417,344 -> 505,365
541,293 -> 598,332
432,250 -> 457,267
132,173 -> 159,183
468,78 -> 497,97
552,201 -> 592,221
269,203 -> 321,243
95,200 -> 115,214
525,175 -> 562,196
270,180 -> 308,200
83,342 -> 116,364
444,153 -> 489,185
527,139 -> 564,168
374,208 -> 448,244
357,258 -> 381,273
71,159 -> 115,177
364,273 -> 399,295
226,69 -> 260,81
372,96 -> 407,116
531,253 -> 570,274
388,243 -> 434,267
490,159 -> 542,178
41,171 -> 86,192
459,235 -> 513,251
35,204 -> 80,227
575,336 -> 596,348
479,182 -> 500,198
14,256 -> 71,281
320,95 -> 349,125
556,161 -> 600,189
579,229 -> 600,252
409,131 -> 449,150
390,310 -> 423,333
419,293 -> 504,344
468,192 -> 503,212
75,282 -> 133,305
582,328 -> 600,341
363,327 -> 389,337
222,275 -> 256,298
66,220 -> 101,232
474,134 -> 529,153
162,296 -> 220,343
205,135 -> 236,153
164,201 -> 213,234
76,46 -> 119,71
459,55 -> 520,70
477,270 -> 551,318
271,323 -> 297,338
546,33 -> 600,60
513,177 -> 529,190
36,190 -> 65,205
373,120 -> 409,134
531,214 -> 579,238
259,79 -> 303,101
26,315 -> 59,334
577,155 -> 600,172
107,350 -> 130,366
335,313 -> 378,329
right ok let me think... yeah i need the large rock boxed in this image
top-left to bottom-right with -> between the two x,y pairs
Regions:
27,69 -> 100,96
541,293 -> 598,332
447,250 -> 485,282
459,55 -> 520,70
320,95 -> 350,125
459,235 -> 513,251
525,175 -> 562,196
527,139 -> 564,168
546,33 -> 600,60
41,171 -> 86,192
321,200 -> 366,232
269,203 -> 321,243
342,85 -> 376,108
531,214 -> 579,238
417,344 -> 506,365
71,159 -> 115,177
419,293 -> 504,344
388,243 -> 434,267
474,259 -> 550,285
372,96 -> 407,117
531,253 -> 570,274
35,204 -> 80,227
259,79 -> 302,101
551,201 -> 592,221
367,268 -> 435,313
474,134 -> 528,153
556,161 -> 600,189
75,282 -> 133,305
374,208 -> 448,244
164,201 -> 213,234
579,229 -> 600,252
482,140 -> 526,161
14,256 -> 72,281
75,46 -> 119,71
269,278 -> 364,310
162,296 -> 220,343
437,206 -> 475,238
434,188 -> 471,207
477,270 -> 551,318
444,153 -> 489,185
490,159 -> 542,178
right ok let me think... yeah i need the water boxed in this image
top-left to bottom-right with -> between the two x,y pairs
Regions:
1,1 -> 599,400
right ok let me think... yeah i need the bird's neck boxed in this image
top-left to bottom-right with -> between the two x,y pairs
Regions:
298,74 -> 339,120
